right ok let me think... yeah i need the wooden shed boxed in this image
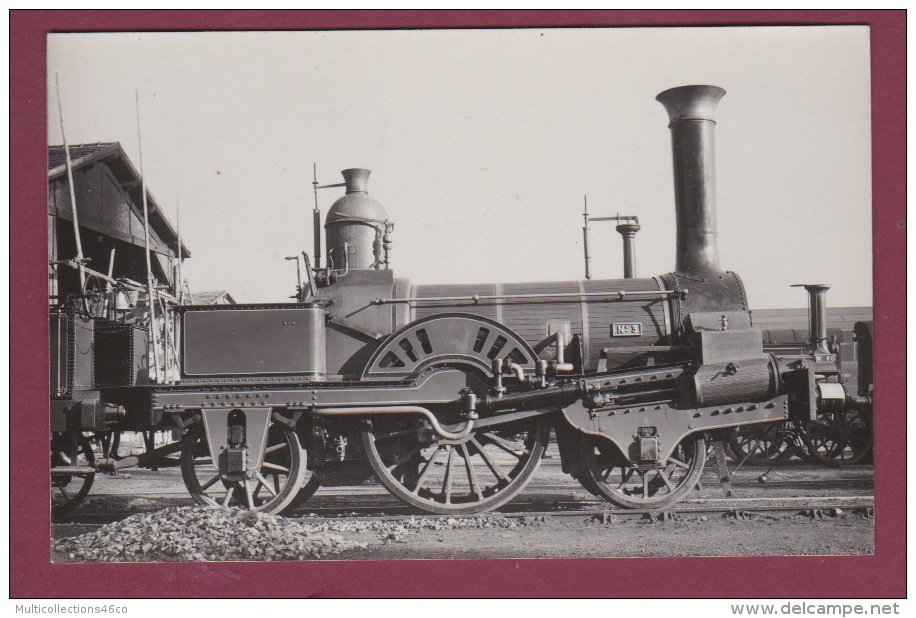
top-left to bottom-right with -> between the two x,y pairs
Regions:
48,142 -> 190,300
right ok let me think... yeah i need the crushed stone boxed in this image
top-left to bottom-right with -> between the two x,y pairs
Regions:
53,506 -> 367,562
53,506 -> 544,562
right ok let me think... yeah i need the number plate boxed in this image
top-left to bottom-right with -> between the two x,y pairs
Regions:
612,322 -> 642,337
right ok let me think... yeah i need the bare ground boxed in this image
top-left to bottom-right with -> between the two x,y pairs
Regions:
51,455 -> 875,562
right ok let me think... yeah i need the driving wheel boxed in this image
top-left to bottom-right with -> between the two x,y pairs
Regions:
362,411 -> 550,515
360,313 -> 550,514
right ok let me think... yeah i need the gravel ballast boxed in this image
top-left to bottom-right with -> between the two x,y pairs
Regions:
53,506 -> 369,562
52,506 -> 541,563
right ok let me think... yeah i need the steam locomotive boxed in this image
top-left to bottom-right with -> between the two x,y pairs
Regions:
50,85 -> 872,516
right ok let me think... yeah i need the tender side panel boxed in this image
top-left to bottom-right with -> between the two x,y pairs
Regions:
181,306 -> 326,377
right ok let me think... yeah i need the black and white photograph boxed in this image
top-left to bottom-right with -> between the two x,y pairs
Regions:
45,25 -> 877,566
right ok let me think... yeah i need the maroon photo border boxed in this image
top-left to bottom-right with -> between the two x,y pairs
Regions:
10,10 -> 905,599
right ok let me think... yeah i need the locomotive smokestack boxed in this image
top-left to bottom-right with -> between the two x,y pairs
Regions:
656,85 -> 726,277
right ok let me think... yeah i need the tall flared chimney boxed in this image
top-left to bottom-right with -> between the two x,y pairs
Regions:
656,85 -> 726,277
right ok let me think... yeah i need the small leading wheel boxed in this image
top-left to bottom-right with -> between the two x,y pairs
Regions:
362,414 -> 550,515
726,422 -> 796,467
180,421 -> 309,514
51,434 -> 96,515
578,433 -> 706,510
81,273 -> 109,319
801,403 -> 873,467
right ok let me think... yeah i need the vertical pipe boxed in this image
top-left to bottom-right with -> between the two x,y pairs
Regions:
54,74 -> 85,289
105,246 -> 117,318
172,195 -> 182,378
656,85 -> 726,277
616,222 -> 640,278
48,213 -> 58,298
312,163 -> 322,270
55,313 -> 63,394
582,196 -> 591,280
175,192 -> 182,303
136,92 -> 160,382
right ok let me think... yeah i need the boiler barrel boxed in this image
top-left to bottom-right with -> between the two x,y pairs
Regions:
407,277 -> 673,371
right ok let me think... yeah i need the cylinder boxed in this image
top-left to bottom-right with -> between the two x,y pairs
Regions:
325,168 -> 389,271
804,284 -> 831,353
615,223 -> 640,278
656,85 -> 726,277
693,357 -> 776,407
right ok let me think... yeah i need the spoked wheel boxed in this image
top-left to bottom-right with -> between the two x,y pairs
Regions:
180,421 -> 309,514
361,314 -> 550,514
81,273 -> 109,319
801,404 -> 873,467
51,434 -> 96,515
362,414 -> 550,515
578,433 -> 706,509
726,422 -> 796,466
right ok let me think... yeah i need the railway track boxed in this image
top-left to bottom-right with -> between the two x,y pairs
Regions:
73,476 -> 875,498
54,494 -> 874,528
52,460 -> 874,534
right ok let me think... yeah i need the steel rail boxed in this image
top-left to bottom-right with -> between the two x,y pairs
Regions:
53,496 -> 875,527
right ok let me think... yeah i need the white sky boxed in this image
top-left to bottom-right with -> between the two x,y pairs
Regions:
48,27 -> 872,309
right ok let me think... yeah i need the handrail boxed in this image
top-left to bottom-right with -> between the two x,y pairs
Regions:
372,289 -> 680,305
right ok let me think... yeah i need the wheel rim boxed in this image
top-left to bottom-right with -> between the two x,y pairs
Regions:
579,434 -> 706,509
727,423 -> 795,466
180,422 -> 308,514
803,404 -> 873,466
287,475 -> 322,511
362,414 -> 550,515
51,435 -> 96,515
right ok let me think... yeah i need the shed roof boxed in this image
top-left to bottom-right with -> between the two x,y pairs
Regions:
48,142 -> 190,258
48,142 -> 118,172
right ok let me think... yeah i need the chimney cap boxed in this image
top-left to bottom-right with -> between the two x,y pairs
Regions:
656,85 -> 726,126
792,283 -> 832,291
341,168 -> 371,194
